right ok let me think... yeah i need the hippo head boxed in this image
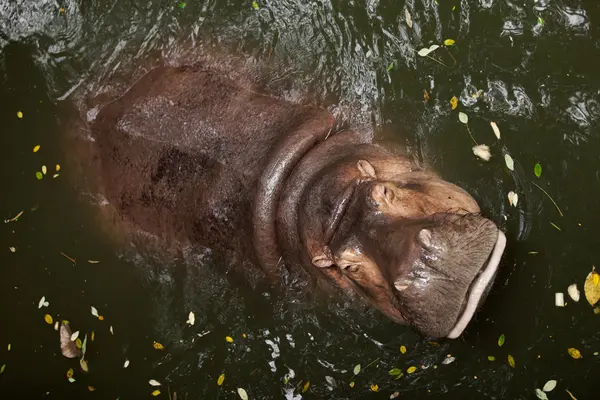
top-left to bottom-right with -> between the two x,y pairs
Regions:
296,155 -> 506,339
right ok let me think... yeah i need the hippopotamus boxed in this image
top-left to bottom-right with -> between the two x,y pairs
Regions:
87,64 -> 506,339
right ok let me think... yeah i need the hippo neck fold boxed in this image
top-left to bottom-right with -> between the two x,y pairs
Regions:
251,111 -> 335,274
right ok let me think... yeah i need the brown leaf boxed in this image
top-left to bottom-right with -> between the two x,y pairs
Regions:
584,270 -> 600,306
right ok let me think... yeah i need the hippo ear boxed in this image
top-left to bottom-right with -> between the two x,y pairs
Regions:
311,247 -> 334,268
357,159 -> 377,179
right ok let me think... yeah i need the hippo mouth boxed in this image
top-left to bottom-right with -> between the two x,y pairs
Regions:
446,229 -> 507,339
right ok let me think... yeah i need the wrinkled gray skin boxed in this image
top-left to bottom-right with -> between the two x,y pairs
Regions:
83,64 -> 506,339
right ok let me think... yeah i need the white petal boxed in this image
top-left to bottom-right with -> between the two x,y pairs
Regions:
90,306 -> 99,317
507,191 -> 519,207
567,284 -> 580,302
38,296 -> 46,309
237,388 -> 249,400
535,389 -> 549,400
542,380 -> 557,392
504,154 -> 515,171
110,326 -> 114,335
187,311 -> 195,326
68,377 -> 76,383
70,331 -> 80,341
149,379 -> 161,386
555,292 -> 565,307
472,144 -> 491,161
490,121 -> 501,139
405,8 -> 413,28
124,359 -> 130,368
417,47 -> 430,56
458,112 -> 468,124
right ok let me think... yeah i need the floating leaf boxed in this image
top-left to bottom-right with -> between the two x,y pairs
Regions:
566,389 -> 578,400
498,334 -> 505,347
325,376 -> 336,387
91,331 -> 95,341
109,325 -> 113,335
443,39 -> 456,46
91,306 -> 99,317
487,356 -> 496,361
537,16 -> 545,26
400,345 -> 407,354
33,145 -> 40,153
534,163 -> 542,178
7,344 -> 11,351
387,62 -> 394,72
568,284 -> 580,302
149,379 -> 161,386
42,165 -> 47,175
450,96 -> 458,110
151,390 -> 160,396
252,1 -> 259,10
458,112 -> 468,124
404,8 -> 413,28
68,377 -> 76,383
508,354 -> 515,368
88,386 -> 95,392
472,144 -> 491,161
124,359 -> 130,368
504,154 -> 515,171
71,331 -> 80,341
508,191 -> 518,207
407,366 -> 417,374
349,382 -> 355,388
388,368 -> 402,376
98,315 -> 104,321
44,314 -> 53,324
36,172 -> 43,180
153,341 -> 164,350
238,388 -> 249,400
79,359 -> 89,372
217,373 -> 225,386
370,383 -> 379,392
535,389 -> 549,400
0,364 -> 5,374
9,247 -> 16,252
56,164 -> 61,172
66,368 -> 74,378
75,338 -> 82,349
490,121 -> 500,139
225,336 -> 234,343
353,364 -> 361,375
177,1 -> 186,8
390,392 -> 400,399
584,270 -> 600,306
186,311 -> 195,326
543,380 -> 557,392
417,44 -> 440,57
17,111 -> 23,119
302,381 -> 310,393
567,348 -> 582,359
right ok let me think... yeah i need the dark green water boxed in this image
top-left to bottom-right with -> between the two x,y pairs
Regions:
1,0 -> 600,398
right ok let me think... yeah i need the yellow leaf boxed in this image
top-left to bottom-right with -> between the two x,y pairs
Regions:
507,354 -> 515,368
584,270 -> 600,306
80,359 -> 89,372
400,345 -> 407,354
91,331 -> 95,341
407,366 -> 417,374
217,374 -> 225,386
56,164 -> 61,172
225,336 -> 234,343
370,383 -> 379,392
88,386 -> 95,391
98,315 -> 104,321
0,364 -> 5,374
66,368 -> 74,378
33,145 -> 40,153
153,341 -> 164,350
567,348 -> 582,359
41,165 -> 47,175
151,390 -> 161,396
302,381 -> 310,393
44,314 -> 53,324
444,39 -> 456,46
242,333 -> 247,338
76,338 -> 83,349
450,96 -> 458,110
566,389 -> 578,400
349,381 -> 355,388
17,111 -> 23,119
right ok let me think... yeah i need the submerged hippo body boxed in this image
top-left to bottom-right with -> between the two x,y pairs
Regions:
91,65 -> 506,338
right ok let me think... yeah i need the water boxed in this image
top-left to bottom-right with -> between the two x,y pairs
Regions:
1,0 -> 600,398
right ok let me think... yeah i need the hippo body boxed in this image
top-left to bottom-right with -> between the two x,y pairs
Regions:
91,64 -> 506,338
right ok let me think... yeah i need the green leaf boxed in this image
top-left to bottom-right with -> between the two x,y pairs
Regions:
537,17 -> 545,26
353,364 -> 360,375
534,163 -> 542,178
36,172 -> 43,180
82,334 -> 88,358
498,334 -> 505,347
387,62 -> 394,72
487,356 -> 496,361
0,364 -> 5,374
177,2 -> 187,8
388,368 -> 403,376
252,1 -> 259,10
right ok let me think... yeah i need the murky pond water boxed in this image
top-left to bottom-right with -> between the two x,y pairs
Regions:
1,0 -> 600,398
